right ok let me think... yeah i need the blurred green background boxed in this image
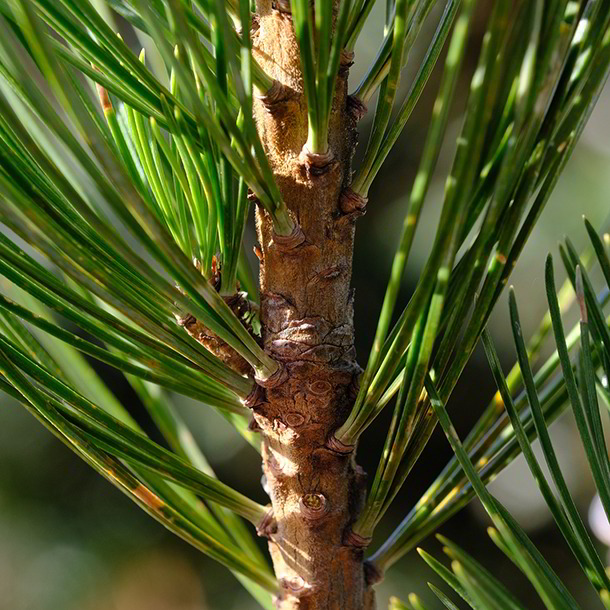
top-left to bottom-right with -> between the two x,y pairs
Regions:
1,3 -> 610,609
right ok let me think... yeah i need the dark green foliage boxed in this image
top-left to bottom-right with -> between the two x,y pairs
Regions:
405,220 -> 610,608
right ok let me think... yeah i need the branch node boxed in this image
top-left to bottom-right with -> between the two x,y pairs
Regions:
284,412 -> 307,427
272,0 -> 292,14
343,528 -> 372,549
279,576 -> 318,597
176,289 -> 254,376
266,449 -> 286,475
257,79 -> 294,111
299,146 -> 339,177
347,95 -> 368,122
339,50 -> 355,77
176,312 -> 197,328
272,224 -> 306,253
299,493 -> 329,520
247,190 -> 261,205
308,380 -> 333,396
250,13 -> 260,34
243,384 -> 266,409
339,187 -> 368,217
256,362 -> 288,389
237,13 -> 259,37
326,435 -> 355,455
256,506 -> 277,538
248,416 -> 262,432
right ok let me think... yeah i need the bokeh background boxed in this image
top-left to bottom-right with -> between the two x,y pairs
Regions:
1,3 -> 610,609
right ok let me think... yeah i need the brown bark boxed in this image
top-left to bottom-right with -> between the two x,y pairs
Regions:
175,292 -> 256,377
250,3 -> 375,608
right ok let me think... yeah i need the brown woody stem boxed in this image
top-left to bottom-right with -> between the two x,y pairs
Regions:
252,2 -> 374,608
175,292 -> 255,377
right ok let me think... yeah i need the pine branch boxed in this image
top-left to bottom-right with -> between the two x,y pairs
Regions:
401,217 -> 610,608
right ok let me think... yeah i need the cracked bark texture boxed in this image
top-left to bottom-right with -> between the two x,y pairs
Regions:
252,2 -> 375,608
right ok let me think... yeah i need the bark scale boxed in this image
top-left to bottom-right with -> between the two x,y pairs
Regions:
249,3 -> 376,608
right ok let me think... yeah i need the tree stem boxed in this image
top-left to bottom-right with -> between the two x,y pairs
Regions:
252,1 -> 375,607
